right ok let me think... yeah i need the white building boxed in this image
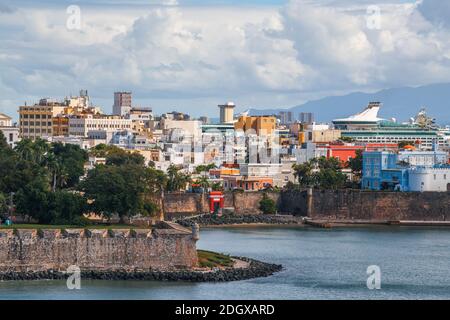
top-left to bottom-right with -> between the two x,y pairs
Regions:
68,115 -> 132,137
398,150 -> 448,166
161,118 -> 202,140
0,113 -> 12,127
408,167 -> 450,192
0,113 -> 20,148
46,135 -> 105,150
0,126 -> 20,148
295,142 -> 327,164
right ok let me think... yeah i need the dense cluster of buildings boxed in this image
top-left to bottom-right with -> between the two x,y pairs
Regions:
1,90 -> 449,192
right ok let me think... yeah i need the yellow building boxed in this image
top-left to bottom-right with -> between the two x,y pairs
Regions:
234,115 -> 277,136
52,115 -> 70,137
19,101 -> 65,139
311,129 -> 341,143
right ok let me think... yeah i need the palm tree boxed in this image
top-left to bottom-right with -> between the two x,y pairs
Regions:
195,176 -> 210,193
14,139 -> 34,162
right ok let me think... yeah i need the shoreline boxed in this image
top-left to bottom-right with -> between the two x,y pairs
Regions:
177,215 -> 450,229
0,257 -> 282,282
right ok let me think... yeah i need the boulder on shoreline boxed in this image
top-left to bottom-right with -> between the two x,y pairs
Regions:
0,257 -> 282,283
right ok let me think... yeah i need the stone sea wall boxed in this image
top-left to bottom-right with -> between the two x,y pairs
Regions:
0,222 -> 199,272
164,190 -> 450,222
163,192 -> 281,217
307,190 -> 450,221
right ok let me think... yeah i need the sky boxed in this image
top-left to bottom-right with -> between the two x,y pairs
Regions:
1,0 -> 450,119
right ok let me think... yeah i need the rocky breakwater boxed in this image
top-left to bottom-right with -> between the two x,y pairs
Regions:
0,257 -> 282,282
177,214 -> 303,227
0,222 -> 282,282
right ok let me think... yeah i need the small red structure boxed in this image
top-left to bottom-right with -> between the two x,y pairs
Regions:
209,191 -> 224,214
326,144 -> 364,163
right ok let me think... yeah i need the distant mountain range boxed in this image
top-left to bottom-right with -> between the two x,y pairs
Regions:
249,83 -> 450,125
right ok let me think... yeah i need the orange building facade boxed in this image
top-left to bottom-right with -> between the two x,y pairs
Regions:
234,115 -> 277,136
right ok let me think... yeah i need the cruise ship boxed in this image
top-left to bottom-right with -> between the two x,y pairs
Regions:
333,102 -> 450,150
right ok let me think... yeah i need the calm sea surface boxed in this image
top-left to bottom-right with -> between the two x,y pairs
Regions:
1,226 -> 450,300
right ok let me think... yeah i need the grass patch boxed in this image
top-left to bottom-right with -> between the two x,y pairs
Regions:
197,250 -> 234,269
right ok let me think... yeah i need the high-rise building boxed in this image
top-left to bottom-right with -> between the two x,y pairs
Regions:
218,102 -> 235,124
113,92 -> 132,116
279,111 -> 293,125
299,112 -> 314,124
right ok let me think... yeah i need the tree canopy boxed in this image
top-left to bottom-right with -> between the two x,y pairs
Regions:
293,156 -> 348,189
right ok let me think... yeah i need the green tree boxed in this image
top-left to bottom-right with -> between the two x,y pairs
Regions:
15,138 -> 49,165
315,167 -> 347,189
89,144 -> 145,166
211,182 -> 224,191
259,193 -> 277,215
293,157 -> 348,189
348,149 -> 363,180
195,163 -> 216,174
50,142 -> 88,188
194,176 -> 210,192
167,164 -> 191,192
48,191 -> 89,225
15,178 -> 53,223
145,167 -> 168,194
106,149 -> 146,166
80,164 -> 158,222
0,192 -> 7,215
292,162 -> 315,187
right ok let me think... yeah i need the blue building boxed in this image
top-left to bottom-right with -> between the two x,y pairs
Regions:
362,151 -> 409,191
362,149 -> 450,191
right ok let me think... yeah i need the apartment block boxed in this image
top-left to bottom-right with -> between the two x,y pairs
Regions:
68,114 -> 132,137
18,101 -> 65,139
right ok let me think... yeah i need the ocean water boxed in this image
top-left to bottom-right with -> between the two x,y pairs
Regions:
1,226 -> 450,300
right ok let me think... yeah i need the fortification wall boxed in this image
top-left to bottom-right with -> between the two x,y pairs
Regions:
308,190 -> 450,221
233,192 -> 280,215
163,193 -> 209,219
162,190 -> 450,221
163,192 -> 281,216
277,189 -> 450,221
0,223 -> 198,272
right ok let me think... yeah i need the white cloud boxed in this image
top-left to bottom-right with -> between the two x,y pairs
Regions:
1,0 -> 450,118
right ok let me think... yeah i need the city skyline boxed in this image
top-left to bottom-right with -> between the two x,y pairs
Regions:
1,0 -> 450,118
